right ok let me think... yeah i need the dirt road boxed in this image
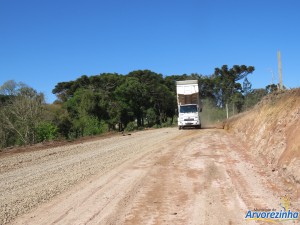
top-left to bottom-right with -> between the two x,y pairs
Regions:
1,128 -> 299,225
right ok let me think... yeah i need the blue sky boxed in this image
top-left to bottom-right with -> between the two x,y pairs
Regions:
1,0 -> 299,103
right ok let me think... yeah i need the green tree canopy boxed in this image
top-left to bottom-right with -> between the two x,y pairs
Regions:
212,65 -> 255,107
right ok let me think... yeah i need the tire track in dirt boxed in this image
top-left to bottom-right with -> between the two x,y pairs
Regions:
4,128 -> 298,225
1,129 -> 178,225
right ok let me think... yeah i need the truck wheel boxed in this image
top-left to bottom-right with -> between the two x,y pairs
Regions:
178,126 -> 181,130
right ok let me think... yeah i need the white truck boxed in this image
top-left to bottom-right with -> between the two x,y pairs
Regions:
176,80 -> 202,129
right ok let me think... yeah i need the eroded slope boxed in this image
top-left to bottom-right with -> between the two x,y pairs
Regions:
225,89 -> 300,185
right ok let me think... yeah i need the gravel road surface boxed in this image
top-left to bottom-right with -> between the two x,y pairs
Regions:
1,128 -> 298,224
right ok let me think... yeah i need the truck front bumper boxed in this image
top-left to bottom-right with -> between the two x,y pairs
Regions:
178,120 -> 200,126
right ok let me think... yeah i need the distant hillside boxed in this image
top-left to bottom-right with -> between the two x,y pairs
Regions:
225,88 -> 300,185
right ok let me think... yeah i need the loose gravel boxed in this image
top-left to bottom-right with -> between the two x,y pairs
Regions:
0,128 -> 178,224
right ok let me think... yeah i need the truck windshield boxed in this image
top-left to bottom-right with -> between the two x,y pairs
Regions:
180,105 -> 197,113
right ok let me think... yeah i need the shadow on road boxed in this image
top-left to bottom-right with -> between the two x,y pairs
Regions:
180,124 -> 224,130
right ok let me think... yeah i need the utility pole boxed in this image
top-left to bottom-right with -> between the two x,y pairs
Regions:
277,50 -> 283,90
226,103 -> 229,119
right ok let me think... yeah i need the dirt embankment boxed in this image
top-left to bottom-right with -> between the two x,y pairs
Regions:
225,88 -> 300,185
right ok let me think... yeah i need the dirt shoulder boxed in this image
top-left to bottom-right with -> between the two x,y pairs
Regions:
0,132 -> 120,159
2,128 -> 298,225
225,89 -> 300,186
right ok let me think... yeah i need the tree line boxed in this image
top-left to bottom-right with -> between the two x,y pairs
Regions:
0,65 -> 279,148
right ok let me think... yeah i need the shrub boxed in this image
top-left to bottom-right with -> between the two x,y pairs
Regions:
81,116 -> 108,136
36,122 -> 58,142
125,121 -> 136,132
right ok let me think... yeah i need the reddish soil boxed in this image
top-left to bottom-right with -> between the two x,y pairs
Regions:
1,127 -> 298,225
225,89 -> 300,186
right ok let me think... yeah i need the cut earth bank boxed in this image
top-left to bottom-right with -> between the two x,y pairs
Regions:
225,88 -> 300,193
